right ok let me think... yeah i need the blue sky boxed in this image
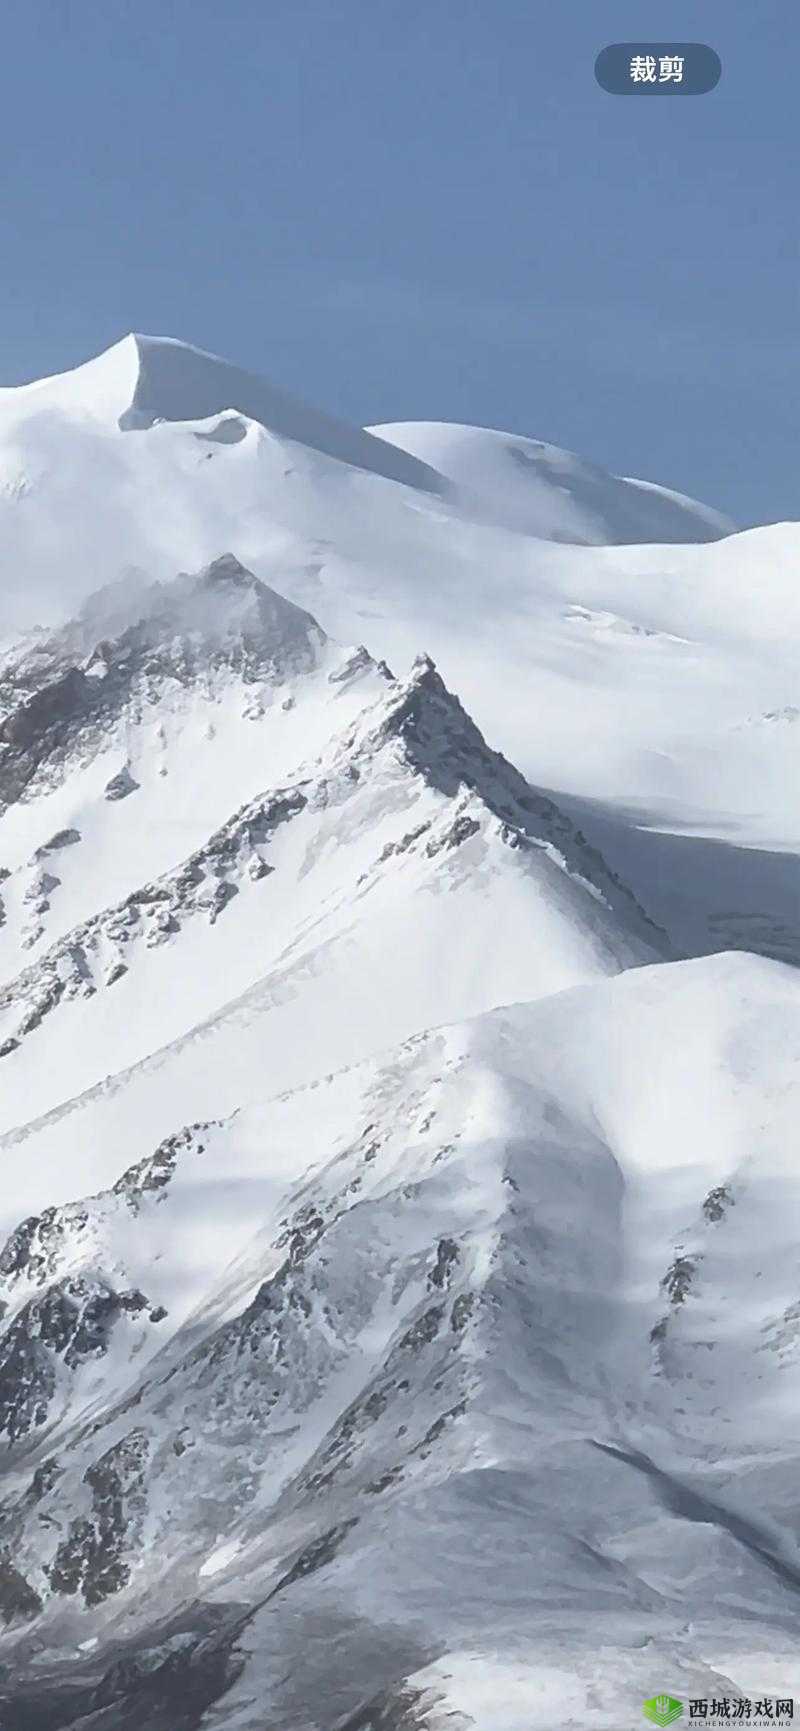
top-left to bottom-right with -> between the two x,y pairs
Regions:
0,0 -> 796,523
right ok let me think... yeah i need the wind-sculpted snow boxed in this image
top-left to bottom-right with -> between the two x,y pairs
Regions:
0,333 -> 447,497
370,420 -> 733,544
0,336 -> 727,630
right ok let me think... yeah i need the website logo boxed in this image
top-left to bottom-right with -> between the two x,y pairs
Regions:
643,1699 -> 684,1727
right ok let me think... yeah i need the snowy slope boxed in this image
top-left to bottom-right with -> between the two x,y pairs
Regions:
0,554 -> 388,961
2,953 -> 800,1729
370,419 -> 733,543
0,333 -> 445,494
1,335 -> 792,973
0,337 -> 785,841
0,334 -> 731,641
0,560 -> 661,1154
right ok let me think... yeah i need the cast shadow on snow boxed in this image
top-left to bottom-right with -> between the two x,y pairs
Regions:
555,792 -> 800,969
0,1600 -> 436,1731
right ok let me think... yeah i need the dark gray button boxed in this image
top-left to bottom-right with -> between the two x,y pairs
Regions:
595,43 -> 722,95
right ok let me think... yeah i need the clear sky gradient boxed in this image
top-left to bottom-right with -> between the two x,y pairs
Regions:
0,0 -> 796,524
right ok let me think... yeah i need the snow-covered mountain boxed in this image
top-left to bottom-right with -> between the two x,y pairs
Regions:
370,418 -> 733,543
0,335 -> 728,611
1,335 -> 795,971
0,555 -> 660,1185
0,336 -> 797,1730
0,333 -> 446,495
3,950 -> 800,1728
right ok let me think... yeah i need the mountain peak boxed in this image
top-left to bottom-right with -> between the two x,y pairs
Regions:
72,555 -> 323,651
0,561 -> 329,812
371,419 -> 734,543
0,333 -> 446,496
195,550 -> 263,590
175,555 -> 326,654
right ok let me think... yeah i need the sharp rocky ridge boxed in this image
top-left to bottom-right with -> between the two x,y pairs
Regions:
0,557 -> 662,1095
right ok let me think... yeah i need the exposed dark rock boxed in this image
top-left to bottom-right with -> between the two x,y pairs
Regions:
115,1124 -> 212,1211
49,1429 -> 150,1606
269,1518 -> 358,1600
329,645 -> 374,684
0,1206 -> 68,1280
661,1255 -> 699,1306
27,1457 -> 62,1501
425,813 -> 481,856
337,1684 -> 437,1731
410,1399 -> 467,1458
365,1466 -> 405,1495
450,1293 -> 475,1333
0,781 -> 309,1056
428,1238 -> 460,1290
303,1369 -> 413,1494
0,1554 -> 42,1625
104,765 -> 140,801
24,868 -> 60,904
378,821 -> 432,865
368,655 -> 667,948
47,1518 -> 95,1596
33,828 -> 81,859
703,1184 -> 734,1223
0,1602 -> 251,1731
0,1277 -> 152,1445
274,1202 -> 326,1266
396,1305 -> 444,1354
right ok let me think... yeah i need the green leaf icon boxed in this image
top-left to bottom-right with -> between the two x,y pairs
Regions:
643,1697 -> 684,1727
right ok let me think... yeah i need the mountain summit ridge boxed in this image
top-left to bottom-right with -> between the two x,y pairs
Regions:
0,332 -> 448,495
0,331 -> 731,558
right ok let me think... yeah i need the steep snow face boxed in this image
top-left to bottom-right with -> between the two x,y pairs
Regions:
2,953 -> 799,1730
370,420 -> 733,544
0,334 -> 446,494
0,566 -> 661,1156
